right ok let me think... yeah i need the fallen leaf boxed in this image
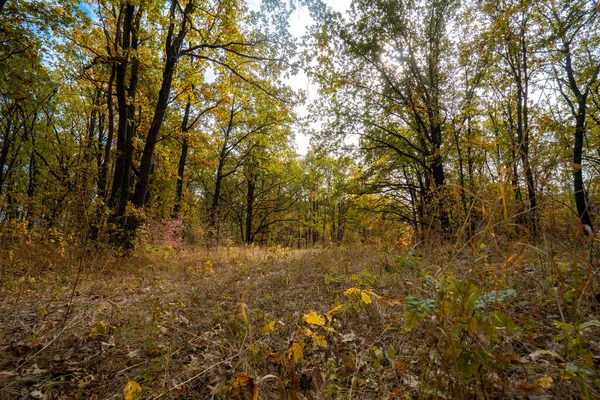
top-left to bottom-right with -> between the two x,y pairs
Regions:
124,380 -> 142,400
325,305 -> 343,321
311,333 -> 327,348
535,376 -> 554,389
126,349 -> 140,358
28,364 -> 47,376
90,321 -> 107,336
229,372 -> 258,400
361,291 -> 372,304
288,342 -> 305,363
303,311 -> 325,326
261,321 -> 276,335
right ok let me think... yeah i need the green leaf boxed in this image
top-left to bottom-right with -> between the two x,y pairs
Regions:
580,320 -> 600,330
475,289 -> 516,309
492,311 -> 519,332
565,362 -> 594,376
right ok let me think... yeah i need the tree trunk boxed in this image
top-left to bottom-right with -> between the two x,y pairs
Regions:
109,3 -> 136,212
131,0 -> 193,210
245,175 -> 255,244
98,65 -> 115,200
0,117 -> 13,195
173,99 -> 191,217
431,123 -> 449,231
574,110 -> 593,231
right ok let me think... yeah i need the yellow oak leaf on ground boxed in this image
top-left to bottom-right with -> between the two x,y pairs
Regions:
303,311 -> 325,326
123,381 -> 141,400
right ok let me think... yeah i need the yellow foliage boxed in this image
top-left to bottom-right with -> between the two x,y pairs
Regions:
90,321 -> 107,336
288,342 -> 305,363
261,321 -> 276,335
535,376 -> 553,389
303,310 -> 325,326
123,381 -> 141,400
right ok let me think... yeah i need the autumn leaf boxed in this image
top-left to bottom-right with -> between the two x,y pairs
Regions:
123,381 -> 141,400
311,333 -> 327,348
303,311 -> 325,326
229,373 -> 258,400
288,342 -> 305,363
360,291 -> 372,304
535,376 -> 553,389
90,321 -> 107,336
326,305 -> 343,321
261,321 -> 276,335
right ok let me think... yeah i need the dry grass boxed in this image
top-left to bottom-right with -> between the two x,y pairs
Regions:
0,240 -> 598,399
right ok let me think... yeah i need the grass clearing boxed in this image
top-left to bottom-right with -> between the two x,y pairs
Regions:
0,242 -> 599,399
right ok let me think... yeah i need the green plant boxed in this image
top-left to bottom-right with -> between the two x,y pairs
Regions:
350,270 -> 381,289
553,319 -> 600,398
384,250 -> 418,274
403,275 -> 520,397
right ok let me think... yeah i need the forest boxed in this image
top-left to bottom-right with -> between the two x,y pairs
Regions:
1,0 -> 600,398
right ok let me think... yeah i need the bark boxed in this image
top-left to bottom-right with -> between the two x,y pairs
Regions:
574,110 -> 593,230
245,175 -> 255,244
109,3 -> 135,211
0,117 -> 13,195
98,66 -> 115,200
173,99 -> 191,217
119,8 -> 142,218
431,123 -> 449,230
515,18 -> 538,236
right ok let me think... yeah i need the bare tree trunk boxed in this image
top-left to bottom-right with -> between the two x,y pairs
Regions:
173,99 -> 191,217
245,175 -> 255,244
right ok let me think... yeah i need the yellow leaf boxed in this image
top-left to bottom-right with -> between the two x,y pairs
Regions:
288,342 -> 305,363
535,376 -> 553,389
97,305 -> 107,312
123,381 -> 141,400
229,373 -> 258,400
360,291 -> 372,304
261,321 -> 276,335
303,311 -> 325,326
312,333 -> 327,348
326,305 -> 343,321
90,321 -> 107,336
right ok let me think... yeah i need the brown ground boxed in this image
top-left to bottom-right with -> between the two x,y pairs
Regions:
0,243 -> 598,399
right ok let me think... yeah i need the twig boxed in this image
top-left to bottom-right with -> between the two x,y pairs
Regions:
60,249 -> 85,330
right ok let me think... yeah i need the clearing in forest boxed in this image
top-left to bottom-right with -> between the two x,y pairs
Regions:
1,244 -> 598,399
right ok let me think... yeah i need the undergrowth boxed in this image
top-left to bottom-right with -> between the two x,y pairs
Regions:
0,238 -> 599,399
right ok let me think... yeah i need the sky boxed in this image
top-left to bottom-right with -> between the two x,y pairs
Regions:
247,0 -> 352,155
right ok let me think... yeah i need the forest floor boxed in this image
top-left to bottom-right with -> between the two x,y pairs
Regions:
0,242 -> 599,399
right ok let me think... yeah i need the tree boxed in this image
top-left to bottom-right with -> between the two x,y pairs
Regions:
309,0 -> 458,233
479,0 -> 543,236
540,0 -> 600,235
